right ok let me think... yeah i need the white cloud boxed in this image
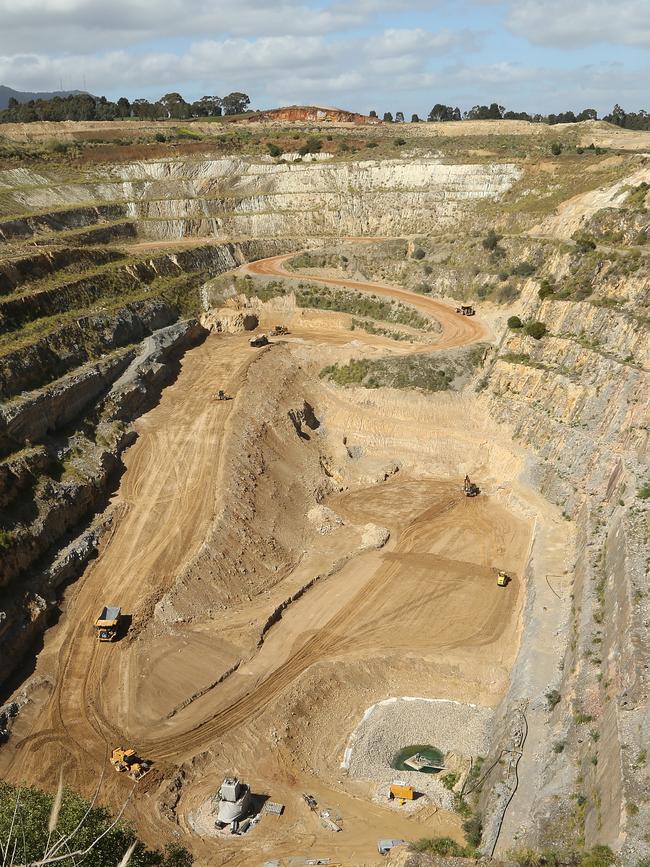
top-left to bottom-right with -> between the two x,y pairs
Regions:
503,0 -> 650,47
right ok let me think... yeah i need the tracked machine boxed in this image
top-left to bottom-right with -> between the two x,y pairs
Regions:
463,475 -> 480,497
110,748 -> 152,781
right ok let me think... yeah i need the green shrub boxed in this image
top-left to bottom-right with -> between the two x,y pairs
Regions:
412,247 -> 426,260
579,845 -> 615,867
298,137 -> 322,156
154,132 -> 166,142
394,137 -> 407,146
508,315 -> 523,329
441,772 -> 459,790
482,229 -> 501,251
574,235 -> 597,253
414,836 -> 467,856
553,740 -> 565,753
636,482 -> 650,499
551,142 -> 562,155
546,688 -> 561,710
512,261 -> 536,277
525,321 -> 547,339
463,813 -> 483,848
496,283 -> 520,304
266,142 -> 282,157
538,280 -> 555,300
508,848 -> 543,867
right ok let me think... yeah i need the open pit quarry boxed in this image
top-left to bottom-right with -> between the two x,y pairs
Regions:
0,119 -> 648,867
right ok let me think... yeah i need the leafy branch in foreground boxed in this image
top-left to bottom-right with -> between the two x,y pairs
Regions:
0,777 -> 191,866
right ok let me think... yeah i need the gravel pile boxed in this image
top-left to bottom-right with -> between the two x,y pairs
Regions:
346,698 -> 494,809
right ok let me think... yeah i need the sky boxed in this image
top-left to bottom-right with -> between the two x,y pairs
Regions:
0,0 -> 649,116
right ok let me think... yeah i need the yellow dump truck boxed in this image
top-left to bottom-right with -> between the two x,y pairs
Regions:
497,571 -> 509,587
94,606 -> 120,641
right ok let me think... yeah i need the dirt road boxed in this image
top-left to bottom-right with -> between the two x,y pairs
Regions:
243,252 -> 487,350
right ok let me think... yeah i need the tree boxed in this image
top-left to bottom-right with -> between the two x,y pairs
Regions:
607,103 -> 627,127
383,111 -> 393,122
395,111 -> 405,123
221,91 -> 250,115
369,110 -> 378,118
117,96 -> 131,118
158,92 -> 189,119
577,108 -> 597,121
0,779 -> 193,866
428,104 -> 460,122
192,95 -> 222,117
551,142 -> 562,155
411,113 -> 420,123
507,315 -> 523,329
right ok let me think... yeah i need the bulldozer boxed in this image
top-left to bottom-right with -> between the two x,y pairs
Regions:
497,570 -> 510,587
110,747 -> 151,781
271,324 -> 289,336
463,475 -> 480,497
456,305 -> 475,316
214,389 -> 232,401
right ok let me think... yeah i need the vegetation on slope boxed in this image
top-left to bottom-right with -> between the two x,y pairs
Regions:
0,780 -> 192,866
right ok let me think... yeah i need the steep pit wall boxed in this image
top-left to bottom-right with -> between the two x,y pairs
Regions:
479,273 -> 649,858
1,157 -> 521,242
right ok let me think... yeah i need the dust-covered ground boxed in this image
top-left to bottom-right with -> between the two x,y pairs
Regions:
0,253 -> 569,866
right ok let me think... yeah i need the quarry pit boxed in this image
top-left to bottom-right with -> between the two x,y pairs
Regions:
0,119 -> 648,867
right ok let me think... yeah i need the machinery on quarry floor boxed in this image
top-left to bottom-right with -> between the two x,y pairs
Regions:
94,606 -> 121,641
214,777 -> 252,829
214,390 -> 232,401
249,333 -> 269,347
110,747 -> 152,781
271,324 -> 290,336
456,304 -> 475,316
497,570 -> 510,587
463,475 -> 480,497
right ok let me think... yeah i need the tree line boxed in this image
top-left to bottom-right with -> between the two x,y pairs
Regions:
372,103 -> 650,129
0,91 -> 251,123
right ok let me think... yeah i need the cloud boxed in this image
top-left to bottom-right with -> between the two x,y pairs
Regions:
503,0 -> 650,48
0,0 -> 367,53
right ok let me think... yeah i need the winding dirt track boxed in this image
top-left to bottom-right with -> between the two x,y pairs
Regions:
1,249 -> 511,862
243,252 -> 487,350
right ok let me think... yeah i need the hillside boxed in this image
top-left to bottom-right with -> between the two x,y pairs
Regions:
0,84 -> 88,110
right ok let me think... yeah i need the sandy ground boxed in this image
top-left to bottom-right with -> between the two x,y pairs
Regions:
0,249 -> 547,866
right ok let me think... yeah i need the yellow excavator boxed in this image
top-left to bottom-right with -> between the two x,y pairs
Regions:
110,748 -> 151,781
497,570 -> 510,588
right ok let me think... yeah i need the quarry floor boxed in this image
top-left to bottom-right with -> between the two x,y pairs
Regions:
0,253 -> 562,866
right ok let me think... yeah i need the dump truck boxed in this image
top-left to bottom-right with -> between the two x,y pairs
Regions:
110,747 -> 151,781
94,606 -> 121,641
271,324 -> 289,336
463,475 -> 480,497
249,333 -> 269,347
497,570 -> 510,587
456,305 -> 475,316
389,782 -> 415,801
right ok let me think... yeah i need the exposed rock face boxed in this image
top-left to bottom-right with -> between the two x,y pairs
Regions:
0,157 -> 521,243
200,308 -> 259,333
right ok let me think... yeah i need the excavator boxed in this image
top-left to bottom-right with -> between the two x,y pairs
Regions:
463,475 -> 480,497
497,570 -> 510,587
271,324 -> 289,336
110,748 -> 152,781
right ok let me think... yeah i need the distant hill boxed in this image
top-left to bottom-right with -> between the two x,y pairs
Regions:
0,85 -> 89,110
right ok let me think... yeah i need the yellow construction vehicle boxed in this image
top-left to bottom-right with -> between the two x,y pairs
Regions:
271,324 -> 289,336
497,570 -> 509,587
94,607 -> 120,641
110,747 -> 151,781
